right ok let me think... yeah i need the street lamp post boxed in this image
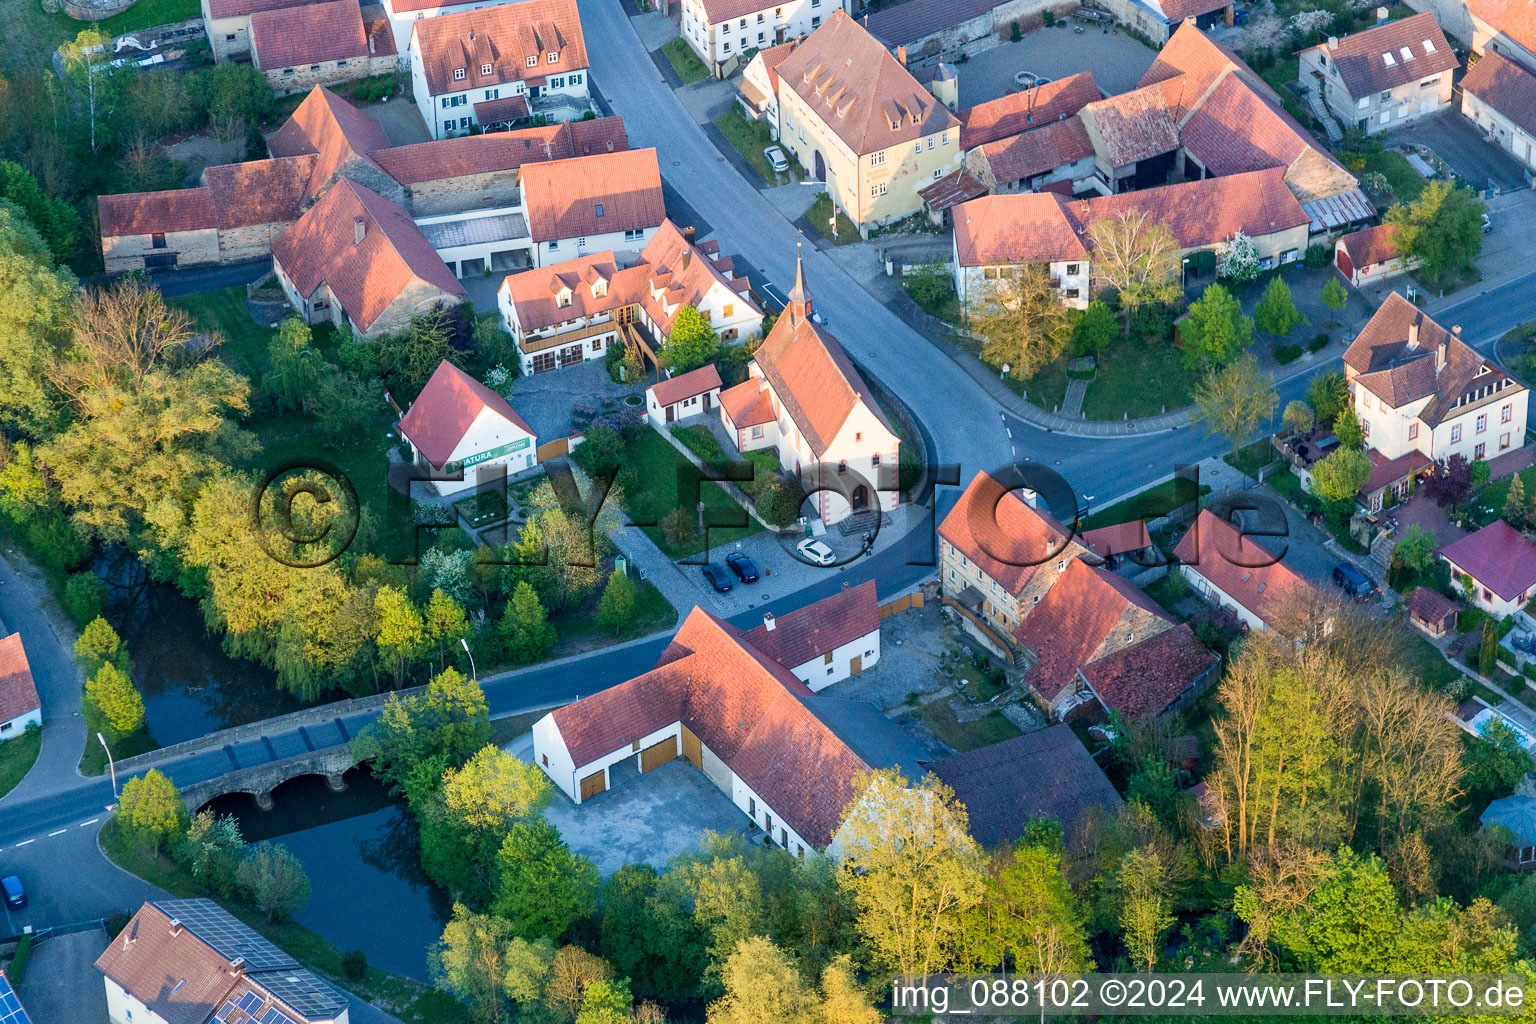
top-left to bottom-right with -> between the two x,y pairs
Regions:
461,637 -> 477,682
97,731 -> 118,803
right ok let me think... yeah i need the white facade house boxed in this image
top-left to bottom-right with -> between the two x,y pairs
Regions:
1440,520 -> 1536,619
753,608 -> 880,691
1296,13 -> 1457,135
646,365 -> 724,429
378,0 -> 509,67
1462,50 -> 1536,175
681,0 -> 845,78
1173,510 -> 1314,634
0,633 -> 40,743
397,360 -> 538,497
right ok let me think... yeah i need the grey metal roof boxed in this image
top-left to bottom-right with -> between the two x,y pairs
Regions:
1483,795 -> 1536,845
799,695 -> 929,781
416,212 -> 530,250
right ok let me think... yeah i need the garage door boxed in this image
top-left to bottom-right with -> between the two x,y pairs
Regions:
579,770 -> 607,800
681,726 -> 703,769
640,738 -> 678,773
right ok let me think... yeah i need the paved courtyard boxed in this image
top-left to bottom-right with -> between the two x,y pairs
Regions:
511,360 -> 645,441
13,927 -> 110,1024
508,733 -> 750,876
953,28 -> 1158,109
361,96 -> 432,147
1386,111 -> 1531,195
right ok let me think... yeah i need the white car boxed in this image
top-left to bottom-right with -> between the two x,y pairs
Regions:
796,538 -> 837,565
763,145 -> 790,174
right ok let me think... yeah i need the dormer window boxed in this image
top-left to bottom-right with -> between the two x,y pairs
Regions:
556,288 -> 572,307
547,51 -> 558,63
526,55 -> 537,67
481,63 -> 492,75
454,67 -> 466,80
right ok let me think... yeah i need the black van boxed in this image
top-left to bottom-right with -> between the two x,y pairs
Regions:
1332,562 -> 1376,599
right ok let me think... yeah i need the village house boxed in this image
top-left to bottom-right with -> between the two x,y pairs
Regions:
397,360 -> 538,496
498,219 -> 760,374
773,11 -> 961,236
531,584 -> 884,856
1296,12 -> 1457,134
682,0 -> 845,78
936,469 -> 1091,653
717,248 -> 899,524
1462,50 -> 1536,174
737,41 -> 797,134
200,0 -> 307,62
518,148 -> 667,267
1345,293 -> 1529,467
1078,81 -> 1183,193
97,899 -> 350,1024
1173,508 -> 1314,633
1333,222 -> 1414,286
646,365 -> 724,429
956,72 -> 1100,194
950,167 -> 1311,307
1439,520 -> 1536,617
378,0 -> 528,66
1013,558 -> 1218,719
1466,0 -> 1536,71
0,634 -> 40,742
409,0 -> 590,140
271,177 -> 468,339
250,1 -> 397,94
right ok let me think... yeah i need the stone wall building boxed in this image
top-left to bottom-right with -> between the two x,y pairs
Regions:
250,0 -> 397,94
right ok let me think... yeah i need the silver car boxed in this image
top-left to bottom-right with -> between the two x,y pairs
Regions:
763,145 -> 790,173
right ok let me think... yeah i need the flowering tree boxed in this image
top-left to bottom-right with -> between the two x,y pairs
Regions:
1218,231 -> 1262,284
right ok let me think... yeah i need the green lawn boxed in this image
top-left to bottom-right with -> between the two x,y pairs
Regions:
712,107 -> 801,185
98,0 -> 202,34
1366,149 -> 1427,203
1082,475 -> 1200,530
901,275 -> 962,326
172,287 -> 276,386
1470,466 -> 1536,527
556,579 -> 678,644
0,729 -> 41,800
624,428 -> 761,558
100,821 -> 470,1024
1224,438 -> 1278,479
1079,338 -> 1202,420
1021,357 -> 1070,413
805,194 -> 859,245
661,38 -> 710,84
914,704 -> 1021,752
82,726 -> 158,776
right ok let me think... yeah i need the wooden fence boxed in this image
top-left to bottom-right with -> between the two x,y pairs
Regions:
878,591 -> 924,618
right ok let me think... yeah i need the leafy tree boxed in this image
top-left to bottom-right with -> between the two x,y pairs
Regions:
267,318 -> 325,414
1321,276 -> 1349,312
570,423 -> 625,479
1423,453 -> 1474,507
660,306 -> 721,373
1299,848 -> 1401,972
961,834 -> 1091,974
117,769 -> 185,855
1307,369 -> 1350,426
1392,524 -> 1436,575
836,769 -> 986,974
374,585 -> 424,686
63,571 -> 106,625
705,937 -> 816,1024
1117,847 -> 1175,971
1179,283 -> 1253,368
1217,230 -> 1262,283
817,954 -> 881,1024
1472,458 -> 1491,489
432,904 -> 514,1023
1505,473 -> 1528,528
500,581 -> 555,664
75,616 -> 124,672
182,810 -> 244,897
502,934 -> 557,1009
1466,719 -> 1534,797
424,588 -> 470,673
965,264 -> 1074,380
1282,399 -> 1314,437
0,162 -> 81,266
1332,408 -> 1365,450
544,946 -> 614,1022
1086,209 -> 1183,336
1480,617 -> 1500,678
352,666 -> 491,802
0,201 -> 74,437
1126,755 -> 1182,824
1254,275 -> 1306,337
596,569 -> 636,634
238,842 -> 312,922
374,310 -> 458,395
58,31 -> 124,154
576,977 -> 633,1024
492,818 -> 601,942
86,661 -> 146,737
1192,354 -> 1277,458
1385,179 -> 1484,287
1309,447 -> 1371,504
185,62 -> 275,139
1071,299 -> 1116,357
902,257 -> 956,317
440,745 -> 550,833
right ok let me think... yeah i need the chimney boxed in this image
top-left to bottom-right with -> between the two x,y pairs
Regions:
229,957 -> 246,978
606,139 -> 614,152
762,612 -> 776,631
1407,320 -> 1419,347
1376,6 -> 1388,22
841,581 -> 849,590
353,217 -> 366,244
1327,35 -> 1339,50
1020,487 -> 1038,509
896,45 -> 906,66
1436,335 -> 1449,371
684,225 -> 695,244
168,918 -> 182,937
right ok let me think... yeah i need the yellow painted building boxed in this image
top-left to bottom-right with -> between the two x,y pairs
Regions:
775,10 -> 960,235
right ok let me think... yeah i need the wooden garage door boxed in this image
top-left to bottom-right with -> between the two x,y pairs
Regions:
579,770 -> 607,800
640,737 -> 678,773
681,725 -> 703,769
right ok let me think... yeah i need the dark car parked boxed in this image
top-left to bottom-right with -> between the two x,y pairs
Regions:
1332,562 -> 1377,600
702,564 -> 733,592
3,875 -> 25,909
725,552 -> 760,583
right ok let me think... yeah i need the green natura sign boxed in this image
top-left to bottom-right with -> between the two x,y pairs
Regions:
444,436 -> 531,474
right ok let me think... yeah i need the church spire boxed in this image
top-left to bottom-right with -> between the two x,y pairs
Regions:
786,240 -> 812,324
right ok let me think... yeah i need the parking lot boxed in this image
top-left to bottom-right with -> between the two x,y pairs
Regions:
953,28 -> 1158,109
1386,110 -> 1531,194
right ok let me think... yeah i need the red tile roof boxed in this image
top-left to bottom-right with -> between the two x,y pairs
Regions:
775,10 -> 958,156
752,301 -> 896,458
0,634 -> 39,725
1463,50 -> 1536,139
1080,622 -> 1217,717
399,360 -> 534,467
500,251 -> 647,333
92,904 -> 242,1024
1157,0 -> 1235,20
1298,14 -> 1456,98
1081,83 -> 1181,167
1173,508 -> 1312,626
938,470 -> 1083,596
649,364 -> 722,408
743,581 -> 879,669
250,0 -> 370,69
518,148 -> 664,243
271,178 -> 466,333
974,115 -> 1095,186
410,0 -> 588,97
1439,519 -> 1536,602
205,0 -> 307,21
372,116 -> 628,184
1080,520 -> 1154,559
917,168 -> 989,212
98,188 -> 215,237
952,192 -> 1087,266
1408,584 -> 1459,625
720,379 -> 776,427
266,86 -> 392,199
201,156 -> 315,229
550,600 -> 872,847
474,95 -> 531,126
635,219 -> 761,333
1361,448 -> 1431,495
957,72 -> 1101,149
1469,0 -> 1536,58
1337,223 -> 1401,269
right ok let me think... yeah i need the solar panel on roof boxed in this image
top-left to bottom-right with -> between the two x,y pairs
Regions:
152,899 -> 297,972
0,974 -> 33,1024
240,992 -> 264,1013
